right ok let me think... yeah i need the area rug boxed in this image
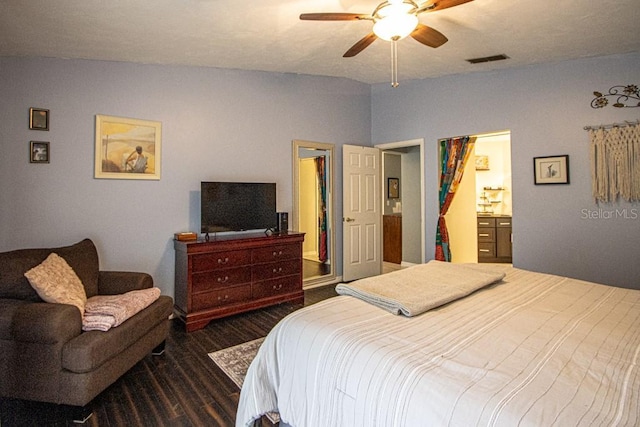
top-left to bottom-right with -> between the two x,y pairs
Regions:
209,338 -> 280,424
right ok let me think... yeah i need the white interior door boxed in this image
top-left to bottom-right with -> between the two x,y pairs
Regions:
342,144 -> 382,282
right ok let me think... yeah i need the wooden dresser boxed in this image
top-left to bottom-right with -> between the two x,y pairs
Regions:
477,216 -> 512,263
174,232 -> 304,331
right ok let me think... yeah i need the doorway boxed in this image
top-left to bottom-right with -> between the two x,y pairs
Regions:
292,140 -> 337,288
443,131 -> 513,263
376,139 -> 426,267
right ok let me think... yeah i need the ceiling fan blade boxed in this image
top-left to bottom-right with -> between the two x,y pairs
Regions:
300,13 -> 370,21
418,0 -> 474,14
410,24 -> 448,48
343,33 -> 378,57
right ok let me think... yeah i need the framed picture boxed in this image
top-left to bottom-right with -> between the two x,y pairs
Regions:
30,141 -> 50,163
475,155 -> 490,170
533,155 -> 570,185
94,115 -> 162,180
29,108 -> 49,131
388,177 -> 400,198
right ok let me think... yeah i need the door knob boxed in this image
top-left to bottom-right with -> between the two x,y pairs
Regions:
344,217 -> 355,222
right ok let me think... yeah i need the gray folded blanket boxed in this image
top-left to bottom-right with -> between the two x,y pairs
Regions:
336,260 -> 506,317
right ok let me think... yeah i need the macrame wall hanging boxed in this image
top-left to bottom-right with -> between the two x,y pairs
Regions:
585,120 -> 640,203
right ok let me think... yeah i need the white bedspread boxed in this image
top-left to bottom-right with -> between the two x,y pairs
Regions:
236,265 -> 640,427
335,260 -> 506,316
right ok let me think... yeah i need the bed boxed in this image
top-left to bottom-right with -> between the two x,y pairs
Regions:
236,261 -> 639,426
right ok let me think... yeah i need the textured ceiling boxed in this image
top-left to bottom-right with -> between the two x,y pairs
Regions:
1,0 -> 639,85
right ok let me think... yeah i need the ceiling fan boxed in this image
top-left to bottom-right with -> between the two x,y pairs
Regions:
300,0 -> 474,86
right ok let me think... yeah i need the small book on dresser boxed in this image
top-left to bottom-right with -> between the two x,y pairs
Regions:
174,232 -> 197,241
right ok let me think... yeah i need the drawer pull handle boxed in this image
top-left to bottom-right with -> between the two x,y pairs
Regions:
217,276 -> 229,283
272,284 -> 283,290
479,222 -> 490,225
272,267 -> 283,273
479,249 -> 491,253
499,222 -> 511,226
217,257 -> 229,264
272,250 -> 283,257
479,233 -> 490,237
217,295 -> 229,301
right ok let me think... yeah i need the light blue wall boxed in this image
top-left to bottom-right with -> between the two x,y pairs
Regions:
2,54 -> 638,294
372,52 -> 640,289
0,57 -> 371,296
400,146 -> 422,264
383,152 -> 401,215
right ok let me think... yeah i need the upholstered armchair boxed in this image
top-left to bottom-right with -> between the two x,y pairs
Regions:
0,239 -> 173,423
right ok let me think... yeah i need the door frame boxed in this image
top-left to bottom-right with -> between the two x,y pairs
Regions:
375,138 -> 426,264
292,140 -> 337,288
440,130 -> 512,264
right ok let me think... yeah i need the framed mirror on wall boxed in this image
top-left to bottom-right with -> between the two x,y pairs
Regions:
292,140 -> 336,288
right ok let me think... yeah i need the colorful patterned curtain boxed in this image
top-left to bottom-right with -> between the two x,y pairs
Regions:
315,156 -> 328,262
435,136 -> 476,262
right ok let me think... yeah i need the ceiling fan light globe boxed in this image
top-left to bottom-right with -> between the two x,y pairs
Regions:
373,13 -> 418,41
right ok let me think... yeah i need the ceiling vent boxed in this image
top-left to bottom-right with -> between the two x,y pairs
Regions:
466,54 -> 510,64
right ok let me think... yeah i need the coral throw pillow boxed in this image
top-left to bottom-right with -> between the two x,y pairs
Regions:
24,252 -> 87,314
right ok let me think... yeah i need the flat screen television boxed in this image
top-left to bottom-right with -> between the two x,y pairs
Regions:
201,181 -> 276,233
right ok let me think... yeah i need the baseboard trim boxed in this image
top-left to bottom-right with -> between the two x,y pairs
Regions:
303,275 -> 342,290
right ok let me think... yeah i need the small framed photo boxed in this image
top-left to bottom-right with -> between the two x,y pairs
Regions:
475,155 -> 490,170
533,155 -> 570,185
30,141 -> 50,163
388,177 -> 400,198
29,108 -> 49,131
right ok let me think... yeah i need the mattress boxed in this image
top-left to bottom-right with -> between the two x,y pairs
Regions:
236,265 -> 640,426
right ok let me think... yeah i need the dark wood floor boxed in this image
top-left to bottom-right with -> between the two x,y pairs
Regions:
302,259 -> 331,280
0,285 -> 338,427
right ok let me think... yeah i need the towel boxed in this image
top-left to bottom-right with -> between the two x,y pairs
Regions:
336,261 -> 506,317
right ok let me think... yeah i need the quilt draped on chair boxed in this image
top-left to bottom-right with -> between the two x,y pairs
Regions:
435,136 -> 476,262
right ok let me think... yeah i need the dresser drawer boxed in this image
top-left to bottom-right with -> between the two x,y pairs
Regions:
496,218 -> 512,228
252,260 -> 301,281
191,267 -> 251,293
192,285 -> 252,311
191,250 -> 251,272
252,275 -> 300,300
252,243 -> 300,264
478,242 -> 496,258
477,227 -> 495,242
477,217 -> 496,228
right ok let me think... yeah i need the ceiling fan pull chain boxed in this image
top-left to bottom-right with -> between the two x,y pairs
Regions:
391,39 -> 399,88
